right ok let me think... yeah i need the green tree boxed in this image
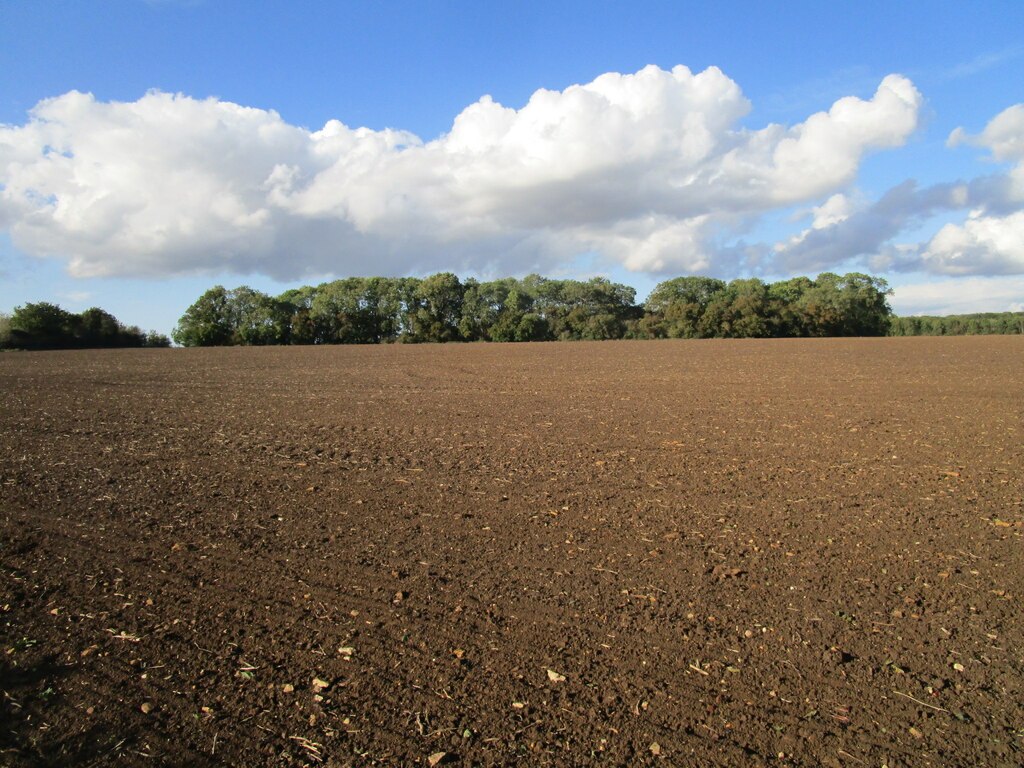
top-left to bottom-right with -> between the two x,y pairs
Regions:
886,311 -> 1024,337
523,274 -> 568,337
310,279 -> 364,344
3,302 -> 158,349
832,273 -> 893,336
227,286 -> 289,345
554,277 -> 636,340
277,286 -> 317,344
794,273 -> 892,337
644,277 -> 727,338
767,276 -> 814,336
624,312 -> 666,339
8,302 -> 79,349
581,312 -> 623,340
144,330 -> 172,347
172,286 -> 234,346
77,307 -> 124,346
463,278 -> 522,342
698,278 -> 771,338
515,312 -> 550,342
458,278 -> 486,341
361,277 -> 405,342
411,273 -> 465,342
488,282 -> 534,342
392,277 -> 424,341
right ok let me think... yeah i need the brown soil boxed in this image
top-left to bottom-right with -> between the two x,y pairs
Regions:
1,337 -> 1022,768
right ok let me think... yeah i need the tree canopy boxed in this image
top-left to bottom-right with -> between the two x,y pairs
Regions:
173,275 -> 644,346
0,303 -> 170,350
173,272 -> 908,346
889,312 -> 1024,337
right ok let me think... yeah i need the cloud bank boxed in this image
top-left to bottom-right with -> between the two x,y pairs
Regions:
3,65 -> 1017,281
891,275 -> 1024,316
773,103 -> 1024,277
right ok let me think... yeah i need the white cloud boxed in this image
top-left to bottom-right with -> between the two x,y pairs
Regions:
765,75 -> 921,202
810,193 -> 858,229
954,103 -> 1024,164
914,104 -> 1024,275
918,209 -> 1024,274
773,193 -> 858,256
769,101 -> 1024,277
891,275 -> 1024,315
0,67 -> 923,280
772,180 -> 969,273
948,103 -> 1024,198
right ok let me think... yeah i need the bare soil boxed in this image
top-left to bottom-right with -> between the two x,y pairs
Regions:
1,337 -> 1022,768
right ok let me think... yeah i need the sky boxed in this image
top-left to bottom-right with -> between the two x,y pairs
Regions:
1,0 -> 1023,336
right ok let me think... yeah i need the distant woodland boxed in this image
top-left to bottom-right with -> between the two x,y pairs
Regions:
169,271 -> 1023,346
888,312 -> 1024,336
0,303 -> 170,350
3,274 -> 1020,350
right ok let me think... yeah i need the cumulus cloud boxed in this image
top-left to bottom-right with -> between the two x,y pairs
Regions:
891,275 -> 1024,315
909,104 -> 1024,275
917,209 -> 1024,274
0,67 -> 924,279
769,102 -> 1024,277
948,103 -> 1024,166
773,180 -> 971,273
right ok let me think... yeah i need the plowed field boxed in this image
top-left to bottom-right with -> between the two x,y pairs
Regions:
1,337 -> 1022,767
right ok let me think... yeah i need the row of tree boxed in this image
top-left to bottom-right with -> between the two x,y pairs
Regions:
889,312 -> 1024,336
171,272 -> 899,346
0,303 -> 171,350
171,274 -> 641,346
5,278 -> 1019,351
638,273 -> 894,339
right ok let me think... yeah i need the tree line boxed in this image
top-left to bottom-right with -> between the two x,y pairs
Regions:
171,272 -> 901,346
4,278 -> 1019,351
889,312 -> 1024,336
0,303 -> 171,350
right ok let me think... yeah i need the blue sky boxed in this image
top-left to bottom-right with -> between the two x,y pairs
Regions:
2,0 -> 1023,335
